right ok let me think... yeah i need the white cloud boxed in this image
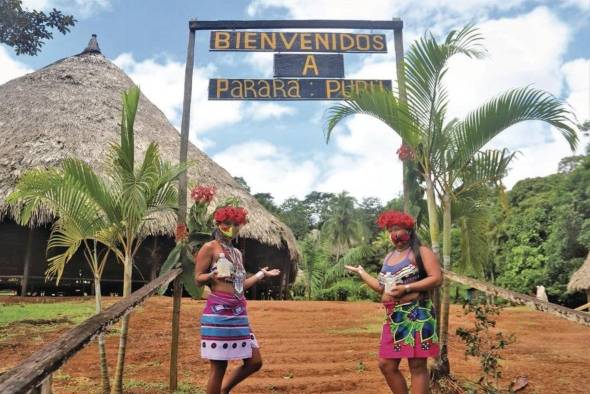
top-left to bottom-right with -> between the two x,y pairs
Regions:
246,0 -> 533,33
243,53 -> 274,78
211,115 -> 405,204
439,7 -> 580,185
114,53 -> 245,149
21,0 -> 111,17
317,115 -> 404,202
0,46 -> 33,85
446,7 -> 570,124
562,58 -> 590,122
213,141 -> 319,202
248,102 -> 296,120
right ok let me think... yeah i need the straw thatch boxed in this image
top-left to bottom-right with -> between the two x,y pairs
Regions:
568,252 -> 590,292
0,40 -> 300,262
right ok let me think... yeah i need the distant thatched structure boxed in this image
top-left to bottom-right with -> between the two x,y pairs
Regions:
0,36 -> 299,298
568,252 -> 590,303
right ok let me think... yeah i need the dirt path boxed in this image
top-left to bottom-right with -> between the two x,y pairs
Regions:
1,298 -> 589,393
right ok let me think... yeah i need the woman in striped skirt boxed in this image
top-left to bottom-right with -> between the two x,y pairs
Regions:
195,204 -> 280,394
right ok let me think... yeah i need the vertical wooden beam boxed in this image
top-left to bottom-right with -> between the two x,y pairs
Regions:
170,23 -> 195,391
178,26 -> 197,226
393,23 -> 410,214
21,228 -> 34,296
169,275 -> 182,391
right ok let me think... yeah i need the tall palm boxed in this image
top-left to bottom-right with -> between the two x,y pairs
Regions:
8,86 -> 185,393
326,25 -> 578,377
106,87 -> 184,393
321,191 -> 366,262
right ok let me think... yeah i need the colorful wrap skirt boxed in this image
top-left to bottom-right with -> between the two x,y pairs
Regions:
379,299 -> 440,359
200,291 -> 259,361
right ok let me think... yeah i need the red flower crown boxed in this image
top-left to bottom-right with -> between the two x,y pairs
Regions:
376,210 -> 415,230
214,206 -> 248,226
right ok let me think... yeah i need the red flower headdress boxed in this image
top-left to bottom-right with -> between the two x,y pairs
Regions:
214,206 -> 248,226
376,210 -> 415,230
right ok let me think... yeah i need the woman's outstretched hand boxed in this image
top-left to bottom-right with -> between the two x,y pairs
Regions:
344,265 -> 365,275
261,267 -> 281,277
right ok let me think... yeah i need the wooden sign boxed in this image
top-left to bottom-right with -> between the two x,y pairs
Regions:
210,31 -> 387,53
209,79 -> 392,100
274,54 -> 344,78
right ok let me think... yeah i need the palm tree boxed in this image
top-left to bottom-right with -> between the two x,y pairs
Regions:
8,162 -> 119,393
8,86 -> 184,393
325,25 -> 578,377
321,191 -> 366,261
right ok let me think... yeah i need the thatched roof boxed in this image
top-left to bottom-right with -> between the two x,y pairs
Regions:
568,252 -> 590,292
0,39 -> 299,261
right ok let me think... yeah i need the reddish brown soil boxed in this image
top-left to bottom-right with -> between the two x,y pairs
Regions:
1,298 -> 589,393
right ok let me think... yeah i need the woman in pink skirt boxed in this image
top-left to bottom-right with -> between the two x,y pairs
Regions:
345,210 -> 442,394
195,205 -> 280,394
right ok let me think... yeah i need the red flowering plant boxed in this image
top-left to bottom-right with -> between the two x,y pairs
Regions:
396,144 -> 416,161
160,184 -> 221,298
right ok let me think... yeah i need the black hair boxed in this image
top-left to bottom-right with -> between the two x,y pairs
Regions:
409,229 -> 426,280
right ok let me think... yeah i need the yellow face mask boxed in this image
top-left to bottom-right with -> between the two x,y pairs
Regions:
219,224 -> 236,238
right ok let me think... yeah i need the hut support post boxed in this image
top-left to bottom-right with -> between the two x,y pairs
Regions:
169,275 -> 182,391
21,228 -> 34,296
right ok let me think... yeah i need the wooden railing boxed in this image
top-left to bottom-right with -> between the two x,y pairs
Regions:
444,269 -> 590,327
0,268 -> 183,394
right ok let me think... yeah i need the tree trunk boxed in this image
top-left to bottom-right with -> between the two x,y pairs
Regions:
432,193 -> 452,379
111,254 -> 133,394
21,228 -> 34,296
423,175 -> 442,336
94,277 -> 110,394
424,175 -> 440,256
402,162 -> 410,213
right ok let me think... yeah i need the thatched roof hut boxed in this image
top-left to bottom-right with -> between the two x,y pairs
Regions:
0,36 -> 299,298
568,252 -> 590,303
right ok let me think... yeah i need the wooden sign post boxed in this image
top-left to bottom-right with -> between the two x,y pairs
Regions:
173,19 -> 407,390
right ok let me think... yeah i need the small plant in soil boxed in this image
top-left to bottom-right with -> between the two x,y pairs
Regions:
456,298 -> 516,393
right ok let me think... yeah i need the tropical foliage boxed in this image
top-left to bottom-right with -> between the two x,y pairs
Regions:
8,86 -> 185,394
324,24 -> 578,376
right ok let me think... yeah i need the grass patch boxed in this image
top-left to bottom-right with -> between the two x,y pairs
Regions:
0,301 -> 95,327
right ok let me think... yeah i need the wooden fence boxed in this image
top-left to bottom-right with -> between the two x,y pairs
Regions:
0,268 -> 183,394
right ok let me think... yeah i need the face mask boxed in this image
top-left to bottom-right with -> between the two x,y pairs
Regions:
390,230 -> 410,245
219,224 -> 235,238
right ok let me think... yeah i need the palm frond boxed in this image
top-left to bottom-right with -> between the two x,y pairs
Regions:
324,88 -> 421,146
451,87 -> 578,168
456,149 -> 517,194
405,25 -> 485,132
452,192 -> 493,276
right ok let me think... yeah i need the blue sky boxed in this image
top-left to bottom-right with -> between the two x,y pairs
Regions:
1,0 -> 589,203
